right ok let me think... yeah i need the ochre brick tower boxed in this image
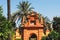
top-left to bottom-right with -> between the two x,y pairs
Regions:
21,11 -> 50,40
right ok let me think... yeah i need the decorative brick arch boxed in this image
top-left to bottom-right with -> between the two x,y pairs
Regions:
29,33 -> 37,38
21,11 -> 50,40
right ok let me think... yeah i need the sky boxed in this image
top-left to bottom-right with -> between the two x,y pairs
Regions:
0,0 -> 60,21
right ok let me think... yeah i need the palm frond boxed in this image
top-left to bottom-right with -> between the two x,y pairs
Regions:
17,1 -> 34,15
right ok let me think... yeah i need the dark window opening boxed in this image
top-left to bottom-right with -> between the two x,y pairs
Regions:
29,34 -> 37,40
30,21 -> 36,25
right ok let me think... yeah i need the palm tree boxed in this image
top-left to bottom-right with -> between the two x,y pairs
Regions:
17,1 -> 34,15
11,1 -> 34,26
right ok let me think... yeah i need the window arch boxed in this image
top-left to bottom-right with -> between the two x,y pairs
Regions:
29,33 -> 37,40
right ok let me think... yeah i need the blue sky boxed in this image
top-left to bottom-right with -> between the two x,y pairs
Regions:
0,0 -> 60,21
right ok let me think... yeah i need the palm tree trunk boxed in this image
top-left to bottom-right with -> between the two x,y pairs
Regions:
7,0 -> 11,40
7,0 -> 11,21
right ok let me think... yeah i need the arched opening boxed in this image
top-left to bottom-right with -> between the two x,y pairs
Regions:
29,34 -> 37,40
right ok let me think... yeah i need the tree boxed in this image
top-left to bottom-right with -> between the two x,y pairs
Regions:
11,1 -> 34,27
53,17 -> 60,33
17,1 -> 34,15
41,30 -> 60,40
7,0 -> 15,40
0,6 -> 14,40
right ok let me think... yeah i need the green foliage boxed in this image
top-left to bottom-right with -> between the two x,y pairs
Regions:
0,6 -> 3,14
0,6 -> 15,40
47,30 -> 60,40
53,17 -> 60,33
41,36 -> 46,40
17,1 -> 34,14
16,38 -> 22,40
42,30 -> 60,40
